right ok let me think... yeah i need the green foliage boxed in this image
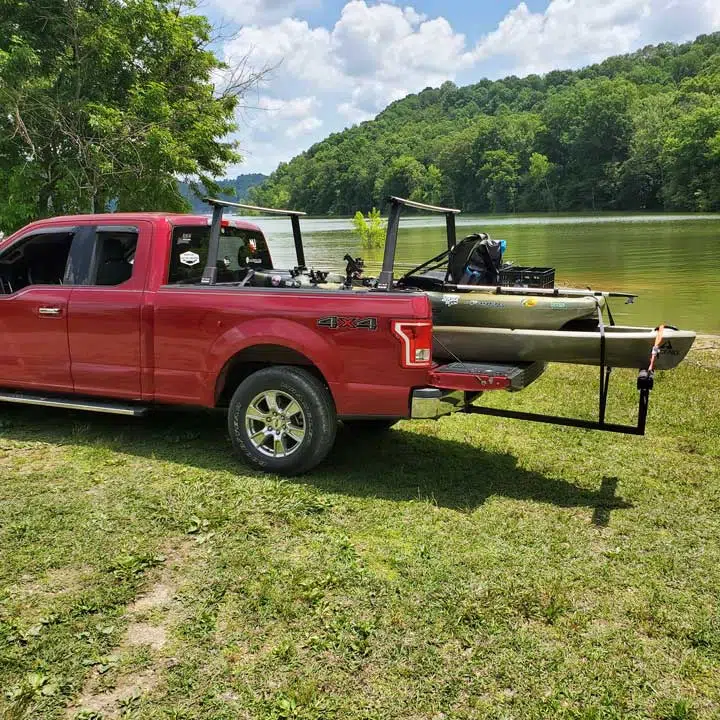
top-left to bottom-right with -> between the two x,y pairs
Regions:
0,0 -> 252,232
178,174 -> 268,213
351,208 -> 385,249
251,33 -> 720,214
4,672 -> 57,720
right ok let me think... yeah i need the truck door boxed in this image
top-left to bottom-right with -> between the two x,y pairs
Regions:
0,227 -> 78,392
67,222 -> 151,399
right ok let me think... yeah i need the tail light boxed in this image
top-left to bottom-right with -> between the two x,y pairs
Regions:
392,321 -> 433,368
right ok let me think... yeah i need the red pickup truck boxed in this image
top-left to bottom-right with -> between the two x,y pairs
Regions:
0,203 -> 516,474
0,197 -> 655,474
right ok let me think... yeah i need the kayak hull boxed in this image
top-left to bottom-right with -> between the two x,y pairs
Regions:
426,290 -> 603,330
433,325 -> 696,370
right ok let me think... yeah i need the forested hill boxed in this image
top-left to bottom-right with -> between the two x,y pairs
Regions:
250,33 -> 720,215
179,174 -> 268,213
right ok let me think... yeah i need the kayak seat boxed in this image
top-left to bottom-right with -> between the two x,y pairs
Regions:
401,270 -> 446,291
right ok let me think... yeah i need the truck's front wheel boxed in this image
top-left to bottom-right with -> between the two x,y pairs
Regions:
228,366 -> 337,475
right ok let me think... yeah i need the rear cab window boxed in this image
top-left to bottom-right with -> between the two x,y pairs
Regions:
64,226 -> 139,287
168,224 -> 272,285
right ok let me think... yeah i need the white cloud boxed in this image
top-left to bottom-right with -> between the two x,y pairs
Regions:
285,116 -> 323,137
224,19 -> 342,92
220,0 -> 720,175
248,95 -> 323,142
258,96 -> 318,118
223,1 -> 477,173
252,96 -> 324,138
472,0 -> 720,76
330,1 -> 474,112
337,101 -> 374,124
224,1 -> 473,119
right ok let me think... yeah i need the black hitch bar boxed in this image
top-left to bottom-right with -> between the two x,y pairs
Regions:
461,294 -> 661,436
464,367 -> 653,435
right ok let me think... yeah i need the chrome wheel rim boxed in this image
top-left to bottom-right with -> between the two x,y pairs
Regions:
245,390 -> 306,458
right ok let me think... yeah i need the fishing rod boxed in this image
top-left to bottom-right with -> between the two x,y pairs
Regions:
446,283 -> 637,300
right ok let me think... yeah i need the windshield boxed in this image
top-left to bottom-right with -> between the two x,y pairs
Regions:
168,224 -> 272,284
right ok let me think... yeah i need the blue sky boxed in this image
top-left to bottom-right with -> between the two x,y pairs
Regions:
201,0 -> 720,176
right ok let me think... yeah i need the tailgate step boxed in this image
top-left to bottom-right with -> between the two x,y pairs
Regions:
430,361 -> 546,392
0,392 -> 148,416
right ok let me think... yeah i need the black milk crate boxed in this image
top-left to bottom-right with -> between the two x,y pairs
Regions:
499,265 -> 555,288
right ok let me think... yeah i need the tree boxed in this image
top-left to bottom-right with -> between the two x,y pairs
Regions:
524,152 -> 555,211
477,150 -> 520,213
541,78 -> 638,209
419,164 -> 446,206
663,101 -> 720,210
374,155 -> 427,204
352,208 -> 385,249
618,94 -> 676,209
0,0 -> 264,232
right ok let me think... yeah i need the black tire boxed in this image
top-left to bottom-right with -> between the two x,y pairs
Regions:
342,418 -> 400,432
228,366 -> 337,475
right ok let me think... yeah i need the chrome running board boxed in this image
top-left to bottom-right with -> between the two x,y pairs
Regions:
0,391 -> 148,416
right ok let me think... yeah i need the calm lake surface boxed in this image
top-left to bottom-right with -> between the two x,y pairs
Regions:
232,213 -> 720,334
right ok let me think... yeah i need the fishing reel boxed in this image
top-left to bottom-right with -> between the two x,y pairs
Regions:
343,254 -> 365,288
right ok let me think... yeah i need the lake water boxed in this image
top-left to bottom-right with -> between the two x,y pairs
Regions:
233,213 -> 720,334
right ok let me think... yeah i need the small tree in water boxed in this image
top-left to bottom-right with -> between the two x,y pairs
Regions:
352,208 -> 386,249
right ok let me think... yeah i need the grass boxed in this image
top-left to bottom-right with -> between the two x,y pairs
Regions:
1,344 -> 719,719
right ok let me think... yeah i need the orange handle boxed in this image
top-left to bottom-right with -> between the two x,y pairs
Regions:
648,324 -> 665,372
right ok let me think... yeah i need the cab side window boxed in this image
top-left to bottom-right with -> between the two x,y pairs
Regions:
168,227 -> 208,285
0,231 -> 74,294
167,225 -> 273,285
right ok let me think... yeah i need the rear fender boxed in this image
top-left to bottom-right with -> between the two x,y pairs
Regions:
205,317 -> 343,405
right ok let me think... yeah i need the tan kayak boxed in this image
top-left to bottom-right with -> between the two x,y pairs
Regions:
426,289 -> 603,329
433,324 -> 696,370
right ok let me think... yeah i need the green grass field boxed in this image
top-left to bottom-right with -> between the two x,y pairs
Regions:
1,344 -> 719,719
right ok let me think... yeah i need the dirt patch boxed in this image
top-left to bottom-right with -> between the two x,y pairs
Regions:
65,538 -> 194,719
689,335 -> 720,369
69,669 -> 162,717
693,334 -> 720,351
129,582 -> 175,613
7,565 -> 95,607
125,622 -> 168,650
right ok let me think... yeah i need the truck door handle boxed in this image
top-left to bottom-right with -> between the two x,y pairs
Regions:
38,306 -> 62,317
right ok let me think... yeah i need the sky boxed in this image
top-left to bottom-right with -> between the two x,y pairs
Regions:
202,0 -> 720,176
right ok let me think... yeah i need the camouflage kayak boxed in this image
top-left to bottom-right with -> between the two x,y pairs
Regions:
426,289 -> 603,330
433,324 -> 696,370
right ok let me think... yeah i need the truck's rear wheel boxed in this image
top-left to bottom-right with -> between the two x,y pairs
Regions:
228,366 -> 337,475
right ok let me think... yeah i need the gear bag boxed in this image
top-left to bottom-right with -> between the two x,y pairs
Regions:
447,233 -> 504,285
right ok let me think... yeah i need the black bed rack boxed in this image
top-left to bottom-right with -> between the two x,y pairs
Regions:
376,196 -> 461,290
201,197 -> 307,285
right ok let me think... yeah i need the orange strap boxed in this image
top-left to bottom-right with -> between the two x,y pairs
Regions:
648,324 -> 665,372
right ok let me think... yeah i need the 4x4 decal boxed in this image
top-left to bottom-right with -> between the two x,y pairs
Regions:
317,316 -> 377,331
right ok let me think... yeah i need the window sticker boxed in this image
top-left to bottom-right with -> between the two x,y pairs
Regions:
180,251 -> 200,267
